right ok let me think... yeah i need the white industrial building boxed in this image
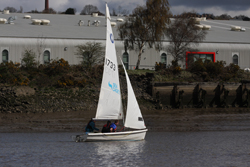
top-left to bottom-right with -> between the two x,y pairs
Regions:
0,11 -> 250,70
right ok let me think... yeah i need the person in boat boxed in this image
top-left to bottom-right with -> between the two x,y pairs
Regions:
110,120 -> 119,132
85,118 -> 99,133
101,120 -> 111,133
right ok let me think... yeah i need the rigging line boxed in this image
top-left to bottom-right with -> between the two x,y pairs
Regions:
118,55 -> 127,127
119,126 -> 125,132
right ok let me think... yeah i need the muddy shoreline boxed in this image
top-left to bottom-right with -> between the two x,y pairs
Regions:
1,108 -> 250,133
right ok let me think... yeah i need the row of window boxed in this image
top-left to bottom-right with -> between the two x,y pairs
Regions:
1,50 -> 239,68
122,52 -> 167,69
1,50 -> 51,64
186,52 -> 239,68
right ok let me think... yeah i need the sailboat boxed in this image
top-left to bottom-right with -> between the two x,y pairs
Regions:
74,4 -> 147,142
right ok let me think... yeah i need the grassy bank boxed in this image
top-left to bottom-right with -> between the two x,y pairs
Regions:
1,59 -> 250,114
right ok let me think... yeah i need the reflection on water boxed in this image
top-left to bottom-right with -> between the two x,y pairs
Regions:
94,141 -> 146,166
0,131 -> 250,167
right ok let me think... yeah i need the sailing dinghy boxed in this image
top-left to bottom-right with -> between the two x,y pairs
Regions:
73,3 -> 147,142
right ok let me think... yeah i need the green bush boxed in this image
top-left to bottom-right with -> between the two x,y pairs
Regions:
204,60 -> 225,78
155,62 -> 166,71
21,49 -> 37,69
188,59 -> 241,81
43,58 -> 70,76
189,58 -> 206,74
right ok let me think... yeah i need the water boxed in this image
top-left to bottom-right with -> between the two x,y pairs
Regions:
1,131 -> 250,167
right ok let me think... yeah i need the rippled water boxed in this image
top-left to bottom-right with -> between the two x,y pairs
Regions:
1,131 -> 250,167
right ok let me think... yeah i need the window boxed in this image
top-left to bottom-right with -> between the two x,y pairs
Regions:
186,52 -> 215,69
43,50 -> 50,64
161,53 -> 167,64
232,54 -> 238,65
122,52 -> 129,69
2,50 -> 8,63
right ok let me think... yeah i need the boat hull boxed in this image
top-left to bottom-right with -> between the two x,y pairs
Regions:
73,129 -> 148,142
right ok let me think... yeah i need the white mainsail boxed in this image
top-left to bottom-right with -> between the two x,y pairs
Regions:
95,4 -> 123,120
121,62 -> 146,129
73,3 -> 147,142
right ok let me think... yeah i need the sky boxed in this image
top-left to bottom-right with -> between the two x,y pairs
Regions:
0,0 -> 250,17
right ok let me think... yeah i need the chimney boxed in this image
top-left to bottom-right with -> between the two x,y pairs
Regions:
45,0 -> 49,10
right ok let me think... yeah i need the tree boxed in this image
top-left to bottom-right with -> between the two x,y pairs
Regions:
111,6 -> 129,16
117,6 -> 129,16
17,6 -> 23,13
21,49 -> 37,69
216,14 -> 231,20
201,13 -> 215,20
118,0 -> 171,69
80,5 -> 99,15
65,8 -> 75,15
234,15 -> 250,21
36,36 -> 46,66
164,14 -> 207,65
75,42 -> 104,70
111,8 -> 117,16
4,7 -> 17,13
28,9 -> 39,13
43,8 -> 57,14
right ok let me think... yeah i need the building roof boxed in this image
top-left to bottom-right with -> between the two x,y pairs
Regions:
0,13 -> 110,40
0,13 -> 250,44
200,19 -> 250,43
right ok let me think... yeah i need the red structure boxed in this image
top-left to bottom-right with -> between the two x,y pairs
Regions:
185,51 -> 216,69
45,0 -> 49,10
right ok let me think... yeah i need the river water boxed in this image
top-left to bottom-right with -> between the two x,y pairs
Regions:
1,131 -> 250,167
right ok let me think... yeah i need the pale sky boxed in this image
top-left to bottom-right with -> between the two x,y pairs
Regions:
0,0 -> 250,17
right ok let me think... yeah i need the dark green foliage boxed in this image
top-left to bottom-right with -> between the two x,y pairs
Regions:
65,8 -> 75,15
204,60 -> 225,78
155,62 -> 166,71
155,60 -> 181,76
189,59 -> 240,81
42,58 -> 70,77
21,49 -> 37,69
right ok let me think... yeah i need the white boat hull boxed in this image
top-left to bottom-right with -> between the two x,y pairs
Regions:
73,129 -> 148,142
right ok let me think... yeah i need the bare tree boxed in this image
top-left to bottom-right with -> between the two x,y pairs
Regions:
111,8 -> 117,16
164,14 -> 207,65
75,42 -> 104,70
117,6 -> 129,16
118,0 -> 171,69
80,5 -> 99,15
17,6 -> 23,13
36,36 -> 46,66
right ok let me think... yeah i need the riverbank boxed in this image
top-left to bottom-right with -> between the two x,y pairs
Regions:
1,108 -> 250,133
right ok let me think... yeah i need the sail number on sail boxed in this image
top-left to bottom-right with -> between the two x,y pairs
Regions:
106,58 -> 116,71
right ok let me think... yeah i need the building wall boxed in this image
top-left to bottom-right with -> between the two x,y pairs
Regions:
196,43 -> 250,69
1,37 -> 250,70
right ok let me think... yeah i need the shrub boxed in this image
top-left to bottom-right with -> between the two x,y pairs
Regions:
155,62 -> 166,71
204,60 -> 225,78
75,42 -> 104,71
189,58 -> 206,74
226,63 -> 240,77
21,49 -> 37,69
0,61 -> 21,84
43,58 -> 70,76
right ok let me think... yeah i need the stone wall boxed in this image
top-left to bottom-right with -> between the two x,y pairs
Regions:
153,82 -> 250,108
